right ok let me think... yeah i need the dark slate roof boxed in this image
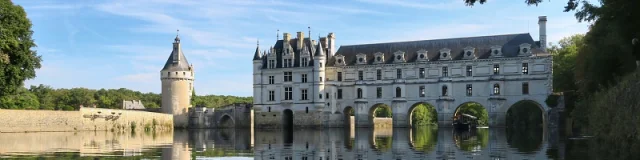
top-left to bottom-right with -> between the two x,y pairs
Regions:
253,45 -> 261,60
261,37 -> 327,69
162,38 -> 191,71
328,33 -> 543,66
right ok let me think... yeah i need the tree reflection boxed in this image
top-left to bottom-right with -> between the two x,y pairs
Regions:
411,127 -> 438,152
454,129 -> 488,152
506,128 -> 543,153
372,136 -> 392,152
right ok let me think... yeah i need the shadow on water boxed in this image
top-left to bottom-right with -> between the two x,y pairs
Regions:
506,127 -> 543,154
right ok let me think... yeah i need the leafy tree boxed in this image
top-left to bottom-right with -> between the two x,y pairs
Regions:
0,0 -> 42,96
456,103 -> 489,126
373,104 -> 392,117
28,84 -> 56,110
0,87 -> 39,109
411,103 -> 438,126
548,34 -> 583,92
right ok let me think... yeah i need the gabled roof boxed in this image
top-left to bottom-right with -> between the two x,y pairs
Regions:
162,36 -> 191,71
261,37 -> 319,69
328,33 -> 543,66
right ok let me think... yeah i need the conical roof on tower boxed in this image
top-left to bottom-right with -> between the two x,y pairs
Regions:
253,40 -> 261,60
314,37 -> 324,57
162,34 -> 191,71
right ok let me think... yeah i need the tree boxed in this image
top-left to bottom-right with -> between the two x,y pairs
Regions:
0,87 -> 39,109
411,103 -> 438,126
0,0 -> 42,96
548,34 -> 584,92
456,103 -> 489,126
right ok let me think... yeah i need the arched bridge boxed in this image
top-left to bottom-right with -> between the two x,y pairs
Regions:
188,103 -> 253,129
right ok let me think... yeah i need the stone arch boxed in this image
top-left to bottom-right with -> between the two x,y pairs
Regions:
506,100 -> 547,129
218,114 -> 235,128
453,102 -> 489,126
283,109 -> 294,129
343,106 -> 355,127
407,102 -> 438,127
369,103 -> 392,128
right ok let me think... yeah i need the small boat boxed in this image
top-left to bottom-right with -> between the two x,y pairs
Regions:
452,113 -> 478,130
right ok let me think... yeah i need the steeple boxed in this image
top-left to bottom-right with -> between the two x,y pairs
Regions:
162,31 -> 191,71
314,36 -> 325,57
253,39 -> 261,60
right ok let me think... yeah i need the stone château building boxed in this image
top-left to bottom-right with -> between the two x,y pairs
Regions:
161,34 -> 195,128
252,16 -> 553,128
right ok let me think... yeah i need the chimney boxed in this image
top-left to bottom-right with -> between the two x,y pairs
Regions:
538,16 -> 547,52
328,32 -> 336,56
296,31 -> 304,49
283,33 -> 291,42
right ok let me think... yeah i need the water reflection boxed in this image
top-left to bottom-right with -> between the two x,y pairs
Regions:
0,126 -> 581,159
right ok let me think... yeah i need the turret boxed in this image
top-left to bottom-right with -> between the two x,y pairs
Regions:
253,40 -> 262,106
538,16 -> 547,52
161,33 -> 194,128
313,37 -> 326,108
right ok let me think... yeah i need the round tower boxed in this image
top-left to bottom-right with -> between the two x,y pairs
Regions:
161,34 -> 194,128
313,37 -> 326,110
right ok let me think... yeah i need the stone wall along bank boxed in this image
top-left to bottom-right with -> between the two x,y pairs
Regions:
0,108 -> 173,133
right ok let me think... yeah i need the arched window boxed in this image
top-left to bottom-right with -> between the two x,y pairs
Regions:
357,88 -> 363,99
268,106 -> 271,112
493,84 -> 500,95
442,86 -> 448,96
395,87 -> 402,98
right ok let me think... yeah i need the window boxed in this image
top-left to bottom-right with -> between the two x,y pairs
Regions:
466,66 -> 472,76
522,63 -> 529,74
284,72 -> 292,82
268,76 -> 274,84
442,86 -> 448,96
419,68 -> 425,78
357,88 -> 363,99
522,83 -> 529,95
306,107 -> 309,113
395,87 -> 402,98
319,62 -> 323,67
442,67 -> 448,77
301,58 -> 308,67
319,93 -> 322,99
396,69 -> 402,79
284,87 -> 292,100
283,59 -> 291,68
419,86 -> 425,97
268,106 -> 271,112
376,87 -> 382,98
326,93 -> 329,99
337,72 -> 343,81
301,74 -> 307,83
493,64 -> 500,75
183,72 -> 185,75
358,71 -> 363,80
466,84 -> 472,96
337,89 -> 343,99
268,91 -> 275,101
493,84 -> 500,95
301,89 -> 308,100
268,60 -> 275,68
377,69 -> 382,80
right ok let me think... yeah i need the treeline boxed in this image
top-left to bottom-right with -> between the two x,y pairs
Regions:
0,84 -> 252,111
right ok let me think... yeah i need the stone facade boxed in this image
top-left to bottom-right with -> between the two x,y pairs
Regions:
122,100 -> 145,110
0,108 -> 173,133
160,34 -> 195,128
253,16 -> 553,128
188,103 -> 253,129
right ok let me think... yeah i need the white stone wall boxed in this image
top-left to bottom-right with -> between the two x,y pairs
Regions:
161,70 -> 194,128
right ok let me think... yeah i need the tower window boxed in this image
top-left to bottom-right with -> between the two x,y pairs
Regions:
268,76 -> 274,84
301,58 -> 308,67
183,72 -> 185,75
522,63 -> 529,74
442,86 -> 448,96
268,107 -> 271,112
522,83 -> 529,95
306,107 -> 309,113
357,88 -> 363,99
337,89 -> 343,99
358,71 -> 363,80
395,87 -> 402,98
466,84 -> 472,96
493,84 -> 501,95
337,72 -> 343,81
377,69 -> 382,80
376,87 -> 382,98
466,66 -> 472,76
396,69 -> 402,79
419,68 -> 425,78
419,86 -> 425,97
442,67 -> 448,77
493,64 -> 500,75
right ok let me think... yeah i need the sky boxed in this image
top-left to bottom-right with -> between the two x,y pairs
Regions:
15,0 -> 591,97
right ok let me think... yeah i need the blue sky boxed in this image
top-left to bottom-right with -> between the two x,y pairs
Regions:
15,0 -> 590,97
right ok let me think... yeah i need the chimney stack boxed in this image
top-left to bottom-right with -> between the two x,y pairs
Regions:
328,32 -> 336,56
538,16 -> 547,52
283,33 -> 291,42
296,31 -> 304,49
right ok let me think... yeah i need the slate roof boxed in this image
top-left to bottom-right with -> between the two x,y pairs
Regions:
162,36 -> 191,71
328,33 -> 544,66
261,37 -> 327,69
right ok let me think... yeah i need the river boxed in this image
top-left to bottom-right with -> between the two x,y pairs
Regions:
0,127 -> 591,159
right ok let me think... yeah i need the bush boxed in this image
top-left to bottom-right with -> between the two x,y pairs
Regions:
545,94 -> 560,108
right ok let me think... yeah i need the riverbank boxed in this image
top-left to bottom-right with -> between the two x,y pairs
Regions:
0,108 -> 173,133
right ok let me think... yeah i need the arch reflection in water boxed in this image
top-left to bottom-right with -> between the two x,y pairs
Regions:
453,128 -> 489,152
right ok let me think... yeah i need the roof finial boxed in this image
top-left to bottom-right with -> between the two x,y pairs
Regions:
308,26 -> 311,39
257,38 -> 259,46
174,29 -> 181,42
276,29 -> 280,40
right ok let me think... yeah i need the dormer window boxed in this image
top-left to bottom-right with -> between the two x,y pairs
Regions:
374,52 -> 384,64
490,45 -> 503,58
439,48 -> 452,60
393,50 -> 405,63
463,46 -> 476,60
334,55 -> 346,66
417,49 -> 428,62
519,43 -> 532,56
356,53 -> 367,65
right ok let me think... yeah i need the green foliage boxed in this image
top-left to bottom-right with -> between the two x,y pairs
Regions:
0,0 -> 42,96
411,103 -> 438,126
2,84 -> 252,110
411,127 -> 438,152
545,94 -> 560,108
548,34 -> 584,92
372,104 -> 392,117
506,101 -> 543,129
374,136 -> 392,152
455,103 -> 489,126
454,129 -> 489,152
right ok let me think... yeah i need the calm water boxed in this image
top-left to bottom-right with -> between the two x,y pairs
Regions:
0,127 -> 591,159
